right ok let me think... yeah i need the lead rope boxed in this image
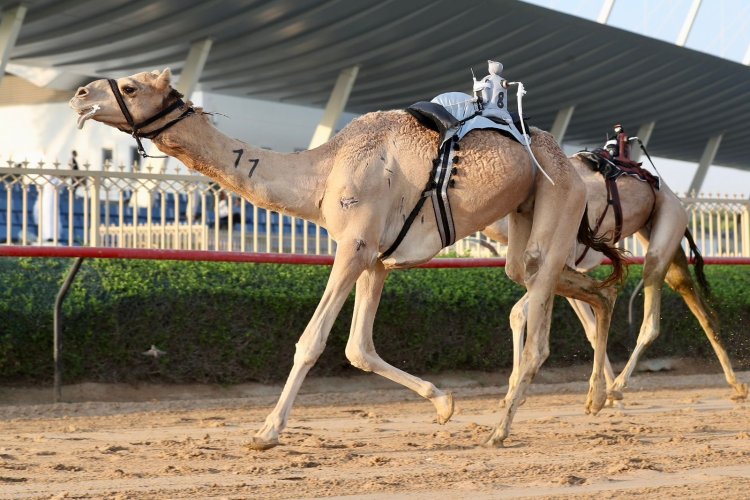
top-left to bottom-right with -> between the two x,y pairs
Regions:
634,138 -> 663,178
508,82 -> 555,186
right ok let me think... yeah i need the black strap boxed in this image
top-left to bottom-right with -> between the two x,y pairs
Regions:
108,79 -> 136,129
432,139 -> 456,247
379,194 -> 431,259
107,78 -> 193,159
575,177 -> 623,266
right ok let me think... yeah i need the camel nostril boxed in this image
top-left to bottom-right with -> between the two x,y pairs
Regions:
75,87 -> 88,97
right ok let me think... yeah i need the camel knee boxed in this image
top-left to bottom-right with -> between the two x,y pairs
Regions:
643,251 -> 670,281
344,344 -> 374,372
293,338 -> 326,366
522,245 -> 544,285
523,345 -> 550,377
635,323 -> 660,348
599,285 -> 617,310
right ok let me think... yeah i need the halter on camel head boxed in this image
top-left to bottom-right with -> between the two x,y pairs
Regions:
107,78 -> 195,159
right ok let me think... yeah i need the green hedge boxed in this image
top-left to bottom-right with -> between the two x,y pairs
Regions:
0,258 -> 748,384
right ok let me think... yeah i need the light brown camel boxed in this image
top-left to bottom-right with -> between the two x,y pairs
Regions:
70,69 -> 624,449
483,154 -> 748,402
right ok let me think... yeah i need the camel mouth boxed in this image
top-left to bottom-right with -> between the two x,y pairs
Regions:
76,104 -> 100,130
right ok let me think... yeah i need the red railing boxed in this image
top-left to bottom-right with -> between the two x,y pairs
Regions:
2,246 -> 750,266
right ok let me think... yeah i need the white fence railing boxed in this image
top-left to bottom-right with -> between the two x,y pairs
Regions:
1,161 -> 748,257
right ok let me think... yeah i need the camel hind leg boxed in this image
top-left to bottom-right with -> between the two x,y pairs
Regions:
610,221 -> 685,395
344,260 -> 454,423
664,246 -> 747,400
611,189 -> 688,395
565,297 -> 619,400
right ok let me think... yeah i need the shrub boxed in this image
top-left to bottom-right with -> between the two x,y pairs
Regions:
0,258 -> 747,384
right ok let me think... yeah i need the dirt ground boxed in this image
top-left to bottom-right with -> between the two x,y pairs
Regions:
0,362 -> 749,499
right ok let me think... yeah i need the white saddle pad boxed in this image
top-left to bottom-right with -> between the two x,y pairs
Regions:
431,91 -> 527,145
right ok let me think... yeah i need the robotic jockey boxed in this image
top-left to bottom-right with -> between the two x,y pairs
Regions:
604,124 -> 640,166
472,60 -> 514,125
471,60 -> 555,184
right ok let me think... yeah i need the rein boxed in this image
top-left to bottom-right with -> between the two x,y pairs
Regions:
107,79 -> 195,159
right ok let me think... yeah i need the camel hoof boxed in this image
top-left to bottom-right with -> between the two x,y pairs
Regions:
585,390 -> 607,415
731,383 -> 748,402
434,392 -> 454,425
246,435 -> 280,451
608,389 -> 624,401
482,433 -> 505,448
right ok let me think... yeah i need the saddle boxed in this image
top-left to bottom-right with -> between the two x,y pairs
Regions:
405,95 -> 529,146
574,148 -> 660,266
380,96 -> 530,260
577,148 -> 660,190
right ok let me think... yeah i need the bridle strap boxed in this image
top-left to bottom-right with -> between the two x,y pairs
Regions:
107,78 -> 194,158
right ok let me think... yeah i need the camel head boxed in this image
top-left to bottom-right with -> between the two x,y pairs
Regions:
69,68 -> 182,131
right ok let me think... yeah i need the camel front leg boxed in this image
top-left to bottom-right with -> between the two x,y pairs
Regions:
249,244 -> 367,450
487,247 -> 557,447
507,293 -> 530,393
488,183 -> 586,446
345,261 -> 454,423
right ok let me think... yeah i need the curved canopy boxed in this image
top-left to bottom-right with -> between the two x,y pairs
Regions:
3,0 -> 749,169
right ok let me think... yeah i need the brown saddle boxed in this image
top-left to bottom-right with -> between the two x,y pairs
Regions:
574,149 -> 659,266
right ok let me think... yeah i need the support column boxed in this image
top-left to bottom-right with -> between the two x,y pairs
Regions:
742,42 -> 750,65
597,0 -> 615,24
631,121 -> 655,162
0,4 -> 27,85
175,38 -> 213,99
309,65 -> 359,149
676,0 -> 702,46
549,105 -> 575,144
688,134 -> 722,195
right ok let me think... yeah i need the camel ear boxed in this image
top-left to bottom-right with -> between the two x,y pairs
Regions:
155,68 -> 172,90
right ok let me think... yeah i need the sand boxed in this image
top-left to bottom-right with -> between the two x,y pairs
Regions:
0,365 -> 748,499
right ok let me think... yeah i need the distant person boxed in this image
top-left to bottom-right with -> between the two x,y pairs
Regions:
69,150 -> 79,171
69,149 -> 85,196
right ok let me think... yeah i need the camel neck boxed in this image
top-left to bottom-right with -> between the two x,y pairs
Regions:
152,112 -> 332,224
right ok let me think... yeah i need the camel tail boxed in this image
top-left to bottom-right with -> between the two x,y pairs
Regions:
683,228 -> 711,297
576,205 -> 628,287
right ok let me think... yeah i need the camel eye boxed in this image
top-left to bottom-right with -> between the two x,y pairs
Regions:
122,85 -> 136,95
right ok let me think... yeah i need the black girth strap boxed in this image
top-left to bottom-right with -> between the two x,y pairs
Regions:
380,137 -> 458,260
575,176 -> 623,266
107,79 -> 194,158
431,137 -> 457,247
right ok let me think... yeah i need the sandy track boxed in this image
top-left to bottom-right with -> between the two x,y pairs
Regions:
1,368 -> 748,499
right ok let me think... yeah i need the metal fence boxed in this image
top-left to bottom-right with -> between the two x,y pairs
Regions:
1,160 -> 747,257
